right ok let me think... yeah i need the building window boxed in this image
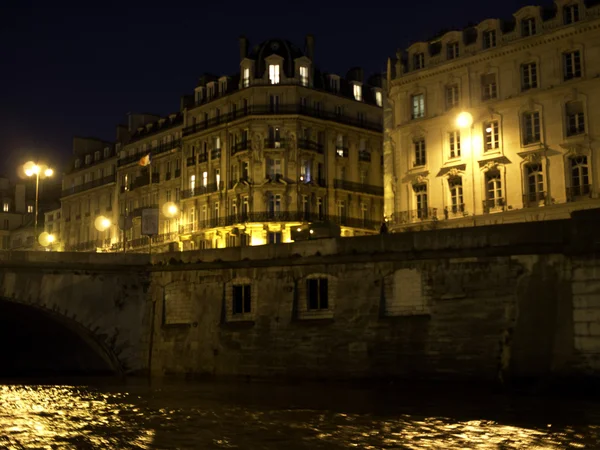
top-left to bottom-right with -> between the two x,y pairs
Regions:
307,277 -> 329,311
2,203 -> 8,212
232,284 -> 251,315
329,76 -> 339,92
375,91 -> 383,107
483,30 -> 497,49
202,171 -> 208,187
411,93 -> 425,119
566,101 -> 585,136
481,73 -> 497,101
414,184 -> 428,219
525,163 -> 545,203
448,176 -> 464,214
353,84 -> 362,101
242,68 -> 250,87
27,205 -> 33,213
85,155 -> 91,164
267,158 -> 282,178
268,194 -> 281,215
569,156 -> 590,198
522,111 -> 541,145
521,62 -> 538,91
413,52 -> 425,70
521,17 -> 536,37
336,200 -> 346,220
74,159 -> 81,168
299,66 -> 308,86
189,174 -> 196,192
268,232 -> 282,244
484,121 -> 500,151
269,94 -> 280,113
269,64 -> 280,84
448,131 -> 461,158
445,84 -> 459,110
414,138 -> 426,166
485,170 -> 504,210
563,50 -> 582,80
564,4 -> 580,24
447,41 -> 459,59
94,151 -> 100,161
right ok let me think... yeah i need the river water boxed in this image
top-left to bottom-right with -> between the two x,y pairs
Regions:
1,379 -> 599,449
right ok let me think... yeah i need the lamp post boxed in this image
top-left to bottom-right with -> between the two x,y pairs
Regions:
95,215 -> 112,251
24,162 -> 53,242
456,112 -> 477,224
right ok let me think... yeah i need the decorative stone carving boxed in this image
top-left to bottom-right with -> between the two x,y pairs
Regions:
252,133 -> 263,162
523,152 -> 542,164
416,175 -> 427,184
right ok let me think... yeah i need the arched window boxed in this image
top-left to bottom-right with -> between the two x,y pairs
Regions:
485,170 -> 503,211
525,163 -> 544,203
448,176 -> 464,214
413,184 -> 428,219
569,155 -> 590,198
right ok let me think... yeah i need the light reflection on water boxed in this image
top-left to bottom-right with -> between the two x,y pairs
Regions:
0,382 -> 599,449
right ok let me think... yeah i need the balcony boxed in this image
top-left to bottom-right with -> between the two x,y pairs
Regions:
482,198 -> 505,213
182,104 -> 383,137
231,141 -> 250,155
523,192 -> 546,206
198,152 -> 209,163
442,203 -> 466,219
264,138 -> 287,149
358,150 -> 371,162
297,138 -> 324,154
61,174 -> 116,198
65,239 -> 111,252
333,179 -> 383,196
567,184 -> 591,201
131,173 -> 160,190
186,156 -> 196,167
394,208 -> 438,224
229,176 -> 250,189
181,182 -> 219,199
211,149 -> 221,160
117,139 -> 181,167
175,169 -> 181,178
335,147 -> 349,158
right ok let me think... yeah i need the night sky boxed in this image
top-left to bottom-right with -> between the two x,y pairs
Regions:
0,0 -> 536,178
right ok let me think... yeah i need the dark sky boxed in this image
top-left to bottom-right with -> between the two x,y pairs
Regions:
0,0 -> 536,177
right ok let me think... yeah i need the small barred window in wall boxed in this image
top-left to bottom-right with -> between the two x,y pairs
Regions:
269,64 -> 280,84
445,84 -> 459,110
521,17 -> 536,37
414,139 -> 426,166
449,177 -> 464,214
375,91 -> 383,107
523,111 -> 541,145
307,278 -> 328,311
413,52 -> 425,70
449,131 -> 461,158
564,4 -> 580,24
299,66 -> 308,86
570,156 -> 590,198
414,184 -> 428,219
232,284 -> 251,315
483,30 -> 496,49
486,170 -> 503,210
243,68 -> 250,87
411,94 -> 425,119
526,164 -> 544,202
566,101 -> 585,136
481,73 -> 497,101
521,63 -> 538,90
484,121 -> 500,150
446,42 -> 459,59
564,51 -> 582,80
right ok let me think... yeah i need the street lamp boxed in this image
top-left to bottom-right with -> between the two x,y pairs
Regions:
95,216 -> 112,250
23,161 -> 53,243
38,231 -> 56,251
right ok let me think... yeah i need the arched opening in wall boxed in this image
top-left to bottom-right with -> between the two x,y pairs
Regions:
0,299 -> 121,378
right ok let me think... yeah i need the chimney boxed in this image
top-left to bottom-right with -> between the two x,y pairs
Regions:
239,35 -> 248,62
305,34 -> 315,61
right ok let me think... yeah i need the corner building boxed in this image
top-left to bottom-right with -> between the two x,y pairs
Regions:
385,0 -> 600,230
179,36 -> 383,249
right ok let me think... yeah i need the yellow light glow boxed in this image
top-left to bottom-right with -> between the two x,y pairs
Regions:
162,202 -> 179,218
24,169 -> 33,177
101,218 -> 111,229
168,205 -> 178,216
251,235 -> 266,246
47,234 -> 56,243
94,216 -> 111,232
44,168 -> 53,177
31,165 -> 40,175
309,229 -> 314,234
297,227 -> 302,232
456,112 -> 473,129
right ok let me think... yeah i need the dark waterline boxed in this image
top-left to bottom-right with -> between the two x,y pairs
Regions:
2,377 -> 600,449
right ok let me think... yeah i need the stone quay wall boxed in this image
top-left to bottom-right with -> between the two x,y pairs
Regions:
146,209 -> 600,383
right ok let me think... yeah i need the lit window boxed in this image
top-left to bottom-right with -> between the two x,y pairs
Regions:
27,205 -> 33,213
353,84 -> 362,101
375,91 -> 383,107
190,174 -> 196,191
484,121 -> 500,151
413,138 -> 426,166
269,64 -> 280,84
564,4 -> 580,25
3,203 -> 9,212
413,53 -> 425,70
448,131 -> 461,158
521,17 -> 536,37
563,50 -> 582,80
522,111 -> 541,145
481,73 -> 497,100
202,171 -> 208,187
447,42 -> 459,59
445,84 -> 459,110
521,62 -> 538,91
411,93 -> 425,119
299,66 -> 308,86
483,30 -> 496,49
243,68 -> 250,87
566,101 -> 585,136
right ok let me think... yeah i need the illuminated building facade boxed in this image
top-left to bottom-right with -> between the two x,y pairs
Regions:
384,0 -> 600,230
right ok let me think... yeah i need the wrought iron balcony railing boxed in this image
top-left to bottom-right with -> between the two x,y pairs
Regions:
393,208 -> 438,224
297,138 -> 324,154
482,198 -> 505,213
523,192 -> 546,205
61,174 -> 116,198
118,139 -> 182,167
181,182 -> 219,199
333,179 -> 383,196
567,184 -> 591,201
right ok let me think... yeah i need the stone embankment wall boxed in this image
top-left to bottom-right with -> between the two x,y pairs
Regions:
147,210 -> 600,382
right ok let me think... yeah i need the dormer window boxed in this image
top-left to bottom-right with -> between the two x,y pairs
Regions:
299,66 -> 308,86
483,30 -> 497,49
242,68 -> 250,87
353,84 -> 362,102
564,4 -> 580,25
94,151 -> 100,161
375,91 -> 383,107
269,64 -> 280,84
207,83 -> 215,99
329,75 -> 340,93
103,147 -> 110,158
84,155 -> 91,164
521,17 -> 536,37
195,88 -> 204,104
413,52 -> 425,70
219,79 -> 227,94
447,42 -> 459,59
